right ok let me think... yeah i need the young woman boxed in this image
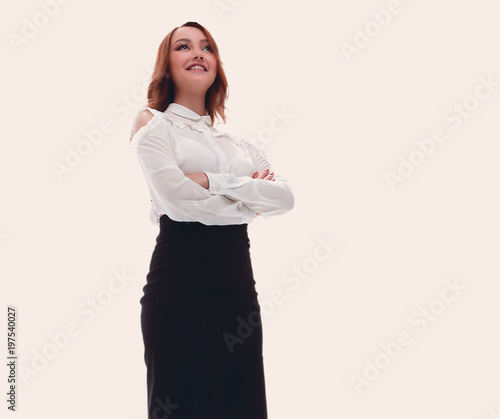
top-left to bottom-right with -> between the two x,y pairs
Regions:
129,21 -> 294,418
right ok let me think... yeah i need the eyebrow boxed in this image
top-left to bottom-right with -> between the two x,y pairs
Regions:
173,38 -> 209,44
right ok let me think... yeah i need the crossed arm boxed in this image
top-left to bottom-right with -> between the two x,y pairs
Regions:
185,169 -> 276,216
131,109 -> 293,223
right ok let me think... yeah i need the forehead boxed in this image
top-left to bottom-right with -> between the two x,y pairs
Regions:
172,26 -> 207,43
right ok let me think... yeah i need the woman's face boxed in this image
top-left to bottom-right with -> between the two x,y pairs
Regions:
169,26 -> 218,97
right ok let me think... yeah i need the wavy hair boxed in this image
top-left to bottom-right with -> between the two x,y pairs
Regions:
145,22 -> 229,125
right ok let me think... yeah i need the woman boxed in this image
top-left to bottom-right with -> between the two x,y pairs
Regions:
129,21 -> 294,418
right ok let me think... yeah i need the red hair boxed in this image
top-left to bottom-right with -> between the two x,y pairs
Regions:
145,22 -> 229,125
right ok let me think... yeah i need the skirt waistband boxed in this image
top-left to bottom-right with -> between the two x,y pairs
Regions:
159,213 -> 248,235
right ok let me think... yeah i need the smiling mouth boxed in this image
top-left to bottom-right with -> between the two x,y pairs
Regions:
187,65 -> 207,71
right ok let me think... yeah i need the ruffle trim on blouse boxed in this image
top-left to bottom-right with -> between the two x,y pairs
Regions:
211,130 -> 245,146
129,106 -> 247,149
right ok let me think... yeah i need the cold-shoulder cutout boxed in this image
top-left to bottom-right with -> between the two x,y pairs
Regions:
130,109 -> 155,141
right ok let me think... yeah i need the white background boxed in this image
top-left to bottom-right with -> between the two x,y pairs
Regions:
1,0 -> 499,418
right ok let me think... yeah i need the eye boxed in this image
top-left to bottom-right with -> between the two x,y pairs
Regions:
176,43 -> 188,50
202,45 -> 212,52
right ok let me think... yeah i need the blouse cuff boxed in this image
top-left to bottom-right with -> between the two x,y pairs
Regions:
203,171 -> 229,195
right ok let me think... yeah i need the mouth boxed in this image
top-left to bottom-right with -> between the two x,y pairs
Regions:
187,65 -> 207,72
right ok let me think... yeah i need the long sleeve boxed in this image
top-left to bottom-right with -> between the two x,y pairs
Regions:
202,141 -> 294,218
131,114 -> 257,226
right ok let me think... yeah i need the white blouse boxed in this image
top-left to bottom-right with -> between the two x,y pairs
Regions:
129,102 -> 294,226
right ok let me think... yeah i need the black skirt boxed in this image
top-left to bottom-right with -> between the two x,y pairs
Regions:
140,214 -> 268,418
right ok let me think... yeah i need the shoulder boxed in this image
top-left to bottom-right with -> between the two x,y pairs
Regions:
129,106 -> 170,152
134,109 -> 154,130
129,107 -> 165,142
129,110 -> 152,140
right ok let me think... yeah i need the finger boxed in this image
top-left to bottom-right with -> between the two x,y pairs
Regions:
252,171 -> 258,179
256,169 -> 270,179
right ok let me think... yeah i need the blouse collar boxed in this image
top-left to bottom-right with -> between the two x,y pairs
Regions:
166,102 -> 212,125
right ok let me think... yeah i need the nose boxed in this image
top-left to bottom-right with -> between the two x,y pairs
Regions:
193,48 -> 205,60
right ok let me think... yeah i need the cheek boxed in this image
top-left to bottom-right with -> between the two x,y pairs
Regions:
169,54 -> 185,72
207,55 -> 217,69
